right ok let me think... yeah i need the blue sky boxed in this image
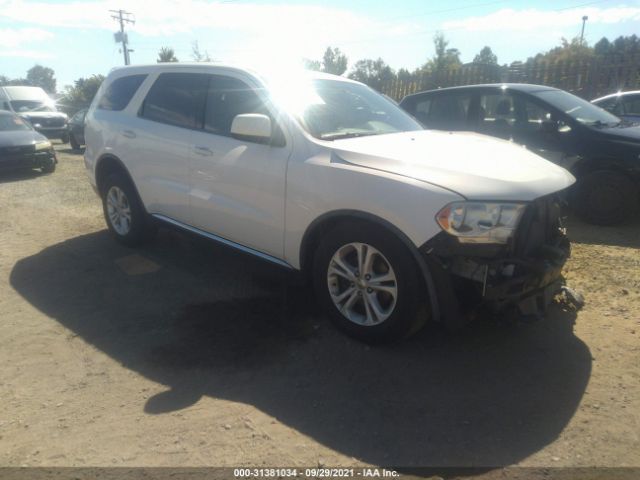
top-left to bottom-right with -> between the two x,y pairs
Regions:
1,0 -> 640,90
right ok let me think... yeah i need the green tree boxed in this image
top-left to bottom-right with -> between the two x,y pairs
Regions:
322,47 -> 348,75
423,32 -> 462,73
59,75 -> 105,115
302,58 -> 321,71
473,46 -> 498,65
191,41 -> 211,62
26,65 -> 56,93
530,37 -> 593,62
157,47 -> 178,63
348,58 -> 396,91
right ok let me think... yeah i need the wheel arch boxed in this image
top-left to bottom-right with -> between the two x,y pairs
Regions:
299,210 -> 441,322
95,154 -> 147,211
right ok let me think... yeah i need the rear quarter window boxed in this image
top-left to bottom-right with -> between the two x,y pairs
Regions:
98,74 -> 147,111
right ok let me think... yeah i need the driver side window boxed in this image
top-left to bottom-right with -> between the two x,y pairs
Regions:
204,75 -> 270,137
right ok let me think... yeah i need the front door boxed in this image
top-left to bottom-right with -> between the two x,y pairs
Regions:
188,73 -> 291,259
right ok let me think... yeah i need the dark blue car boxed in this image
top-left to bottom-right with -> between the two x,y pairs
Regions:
400,84 -> 640,225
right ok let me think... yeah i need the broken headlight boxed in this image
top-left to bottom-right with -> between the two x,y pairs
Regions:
436,201 -> 527,244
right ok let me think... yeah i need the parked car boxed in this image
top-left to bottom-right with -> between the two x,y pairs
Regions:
592,90 -> 640,122
68,108 -> 87,150
0,110 -> 57,173
0,86 -> 69,143
85,65 -> 575,342
399,84 -> 640,225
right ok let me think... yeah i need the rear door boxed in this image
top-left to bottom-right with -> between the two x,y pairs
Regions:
125,72 -> 208,223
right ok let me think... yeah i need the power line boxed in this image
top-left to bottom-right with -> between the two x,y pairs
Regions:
110,9 -> 135,65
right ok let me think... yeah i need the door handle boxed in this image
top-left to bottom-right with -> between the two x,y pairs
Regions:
122,129 -> 136,139
193,146 -> 213,156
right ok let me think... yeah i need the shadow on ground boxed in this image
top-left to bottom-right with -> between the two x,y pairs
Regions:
0,168 -> 48,184
10,229 -> 591,468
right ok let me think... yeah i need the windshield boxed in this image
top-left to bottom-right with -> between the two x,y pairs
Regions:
9,100 -> 56,113
533,89 -> 620,126
0,113 -> 33,132
274,79 -> 422,140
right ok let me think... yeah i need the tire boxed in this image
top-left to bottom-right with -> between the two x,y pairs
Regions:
313,221 -> 429,343
60,133 -> 70,144
572,170 -> 638,225
69,133 -> 80,150
101,172 -> 156,246
40,157 -> 56,174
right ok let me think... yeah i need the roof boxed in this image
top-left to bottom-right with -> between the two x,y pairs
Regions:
106,62 -> 359,85
592,90 -> 640,102
402,83 -> 560,100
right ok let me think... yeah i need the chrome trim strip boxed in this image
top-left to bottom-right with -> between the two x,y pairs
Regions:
152,214 -> 293,269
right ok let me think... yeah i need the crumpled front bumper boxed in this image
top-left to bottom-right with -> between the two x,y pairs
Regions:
420,195 -> 571,326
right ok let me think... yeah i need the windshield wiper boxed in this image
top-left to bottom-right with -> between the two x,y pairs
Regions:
320,132 -> 380,141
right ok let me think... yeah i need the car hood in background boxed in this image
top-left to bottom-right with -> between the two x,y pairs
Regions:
0,130 -> 47,147
330,130 -> 576,201
19,111 -> 68,121
595,123 -> 640,143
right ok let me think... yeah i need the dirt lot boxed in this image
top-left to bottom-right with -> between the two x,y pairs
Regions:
1,144 -> 639,473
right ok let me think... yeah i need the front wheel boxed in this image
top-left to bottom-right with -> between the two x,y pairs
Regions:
101,172 -> 155,246
572,170 -> 638,225
60,133 -> 69,144
313,222 -> 428,343
69,133 -> 80,150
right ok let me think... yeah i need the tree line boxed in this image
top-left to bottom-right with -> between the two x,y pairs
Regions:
2,33 -> 638,116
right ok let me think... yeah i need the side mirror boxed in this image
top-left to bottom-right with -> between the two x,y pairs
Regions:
230,114 -> 271,144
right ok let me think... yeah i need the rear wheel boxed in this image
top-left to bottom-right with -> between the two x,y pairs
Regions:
313,221 -> 428,343
101,172 -> 155,246
572,170 -> 638,225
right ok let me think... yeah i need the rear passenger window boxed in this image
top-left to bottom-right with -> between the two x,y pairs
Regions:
204,75 -> 269,136
426,94 -> 471,130
413,99 -> 431,125
478,93 -> 517,139
140,73 -> 208,129
98,74 -> 147,111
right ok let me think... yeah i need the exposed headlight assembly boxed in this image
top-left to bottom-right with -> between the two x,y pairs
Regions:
436,201 -> 527,244
34,140 -> 52,151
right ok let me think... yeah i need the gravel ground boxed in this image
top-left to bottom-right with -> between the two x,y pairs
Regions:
0,144 -> 639,476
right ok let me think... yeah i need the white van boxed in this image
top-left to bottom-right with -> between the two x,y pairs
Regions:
84,63 -> 576,342
0,86 -> 69,143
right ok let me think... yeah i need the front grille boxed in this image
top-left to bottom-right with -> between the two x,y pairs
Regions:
0,145 -> 35,157
30,117 -> 66,128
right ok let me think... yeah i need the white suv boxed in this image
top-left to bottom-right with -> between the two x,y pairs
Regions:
85,63 -> 575,342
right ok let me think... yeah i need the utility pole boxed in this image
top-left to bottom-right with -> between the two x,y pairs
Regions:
580,15 -> 589,45
110,9 -> 135,65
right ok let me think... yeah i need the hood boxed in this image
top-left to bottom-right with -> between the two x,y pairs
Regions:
330,130 -> 576,201
0,130 -> 47,147
20,111 -> 67,120
595,123 -> 640,143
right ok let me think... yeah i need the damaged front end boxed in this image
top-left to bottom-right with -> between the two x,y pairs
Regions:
423,194 -> 571,328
